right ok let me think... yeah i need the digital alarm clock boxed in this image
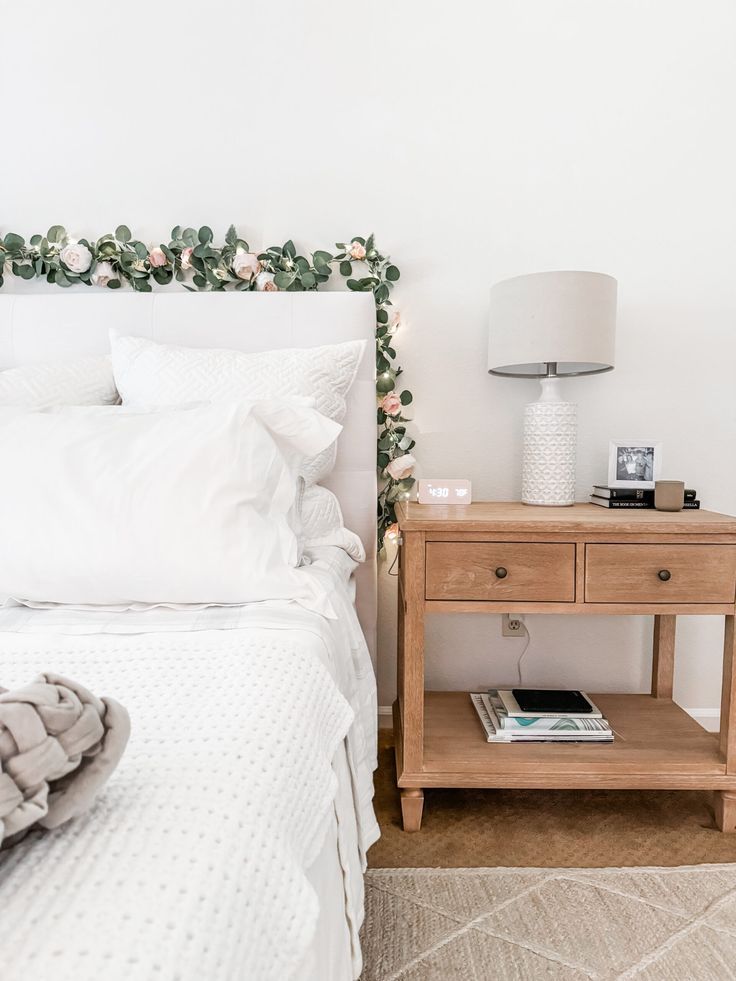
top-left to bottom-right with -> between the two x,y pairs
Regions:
417,479 -> 472,505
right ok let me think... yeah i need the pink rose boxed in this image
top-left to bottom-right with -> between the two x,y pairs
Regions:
348,240 -> 366,261
255,271 -> 278,292
386,453 -> 416,481
59,242 -> 92,274
385,522 -> 400,543
148,247 -> 167,268
388,309 -> 402,330
180,247 -> 193,270
91,260 -> 115,287
232,252 -> 262,280
380,392 -> 402,416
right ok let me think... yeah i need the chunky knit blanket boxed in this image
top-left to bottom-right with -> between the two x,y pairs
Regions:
0,673 -> 130,847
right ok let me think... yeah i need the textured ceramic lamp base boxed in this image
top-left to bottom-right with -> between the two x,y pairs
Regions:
522,400 -> 577,506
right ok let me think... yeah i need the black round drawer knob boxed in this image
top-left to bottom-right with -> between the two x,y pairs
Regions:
658,569 -> 671,582
495,567 -> 508,579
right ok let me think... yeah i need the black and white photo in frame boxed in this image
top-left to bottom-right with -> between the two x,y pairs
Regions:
608,439 -> 662,489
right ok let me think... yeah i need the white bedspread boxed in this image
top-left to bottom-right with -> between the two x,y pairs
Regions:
0,548 -> 378,981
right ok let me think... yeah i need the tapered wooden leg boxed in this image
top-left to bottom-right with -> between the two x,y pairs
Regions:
652,614 -> 676,699
715,792 -> 736,832
400,789 -> 424,832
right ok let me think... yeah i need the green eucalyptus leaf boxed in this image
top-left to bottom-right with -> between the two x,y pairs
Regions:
273,270 -> 295,289
115,225 -> 131,244
400,391 -> 413,405
339,260 -> 352,277
4,233 -> 25,251
198,225 -> 213,245
300,270 -> 316,289
376,371 -> 396,394
107,279 -> 122,289
47,225 -> 65,244
283,239 -> 296,259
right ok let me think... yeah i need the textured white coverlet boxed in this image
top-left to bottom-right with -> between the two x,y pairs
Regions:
0,549 -> 378,981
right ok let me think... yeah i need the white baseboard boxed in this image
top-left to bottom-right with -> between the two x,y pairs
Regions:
684,708 -> 720,732
378,704 -> 720,732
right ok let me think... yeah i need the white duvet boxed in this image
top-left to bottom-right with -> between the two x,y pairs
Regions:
0,548 -> 378,981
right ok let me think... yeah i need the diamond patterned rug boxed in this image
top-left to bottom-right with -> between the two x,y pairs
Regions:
360,865 -> 736,980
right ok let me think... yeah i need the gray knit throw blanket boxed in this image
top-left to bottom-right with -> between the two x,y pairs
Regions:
0,673 -> 130,848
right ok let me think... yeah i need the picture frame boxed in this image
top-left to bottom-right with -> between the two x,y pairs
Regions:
608,440 -> 662,489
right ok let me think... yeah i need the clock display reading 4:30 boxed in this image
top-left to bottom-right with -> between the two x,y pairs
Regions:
417,479 -> 473,505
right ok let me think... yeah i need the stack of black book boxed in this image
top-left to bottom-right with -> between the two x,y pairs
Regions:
590,486 -> 700,509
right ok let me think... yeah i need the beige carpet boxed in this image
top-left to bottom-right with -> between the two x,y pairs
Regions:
360,864 -> 736,980
369,733 -> 736,869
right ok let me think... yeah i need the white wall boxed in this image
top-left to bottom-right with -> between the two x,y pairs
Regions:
2,1 -> 735,717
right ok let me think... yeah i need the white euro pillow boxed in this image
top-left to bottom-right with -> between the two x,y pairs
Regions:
0,356 -> 118,407
301,485 -> 366,562
0,400 -> 340,613
109,332 -> 365,485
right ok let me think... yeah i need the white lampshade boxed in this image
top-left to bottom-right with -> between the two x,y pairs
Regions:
488,270 -> 617,377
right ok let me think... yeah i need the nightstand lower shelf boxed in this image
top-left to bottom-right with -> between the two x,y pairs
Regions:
394,693 -> 736,828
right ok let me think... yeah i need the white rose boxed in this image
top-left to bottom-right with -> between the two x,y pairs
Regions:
91,261 -> 115,287
59,242 -> 93,274
232,252 -> 262,280
180,247 -> 194,270
386,453 -> 416,481
255,271 -> 278,292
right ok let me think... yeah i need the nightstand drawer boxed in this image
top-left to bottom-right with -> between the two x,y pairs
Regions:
425,542 -> 576,602
585,544 -> 736,604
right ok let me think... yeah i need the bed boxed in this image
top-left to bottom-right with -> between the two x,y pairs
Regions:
0,291 -> 379,981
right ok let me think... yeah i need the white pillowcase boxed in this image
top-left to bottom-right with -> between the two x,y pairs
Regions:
0,400 -> 340,613
0,356 -> 118,407
300,486 -> 366,562
109,333 -> 365,485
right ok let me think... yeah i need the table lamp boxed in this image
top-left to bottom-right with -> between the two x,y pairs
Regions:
488,270 -> 617,506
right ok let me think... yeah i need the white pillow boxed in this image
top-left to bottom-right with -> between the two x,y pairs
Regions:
109,333 -> 365,485
301,485 -> 366,562
0,356 -> 118,407
0,400 -> 340,613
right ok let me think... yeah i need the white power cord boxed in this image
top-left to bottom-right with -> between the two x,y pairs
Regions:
515,621 -> 532,686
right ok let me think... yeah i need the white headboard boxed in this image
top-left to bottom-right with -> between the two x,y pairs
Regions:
0,291 -> 378,661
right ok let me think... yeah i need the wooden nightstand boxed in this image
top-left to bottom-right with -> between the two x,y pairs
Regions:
394,501 -> 736,832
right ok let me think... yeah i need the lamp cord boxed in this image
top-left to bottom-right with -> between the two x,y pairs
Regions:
515,622 -> 532,687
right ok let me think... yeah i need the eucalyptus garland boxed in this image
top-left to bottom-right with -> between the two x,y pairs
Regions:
0,225 -> 414,548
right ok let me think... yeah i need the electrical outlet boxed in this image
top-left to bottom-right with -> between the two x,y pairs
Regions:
502,614 -> 524,637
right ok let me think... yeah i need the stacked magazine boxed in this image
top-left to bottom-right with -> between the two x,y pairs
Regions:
470,689 -> 614,743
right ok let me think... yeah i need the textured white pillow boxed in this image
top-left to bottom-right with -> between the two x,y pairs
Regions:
0,356 -> 118,407
300,485 -> 366,561
0,400 -> 340,613
109,333 -> 365,485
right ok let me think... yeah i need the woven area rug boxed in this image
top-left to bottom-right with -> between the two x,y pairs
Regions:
369,733 -> 736,869
359,865 -> 736,980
